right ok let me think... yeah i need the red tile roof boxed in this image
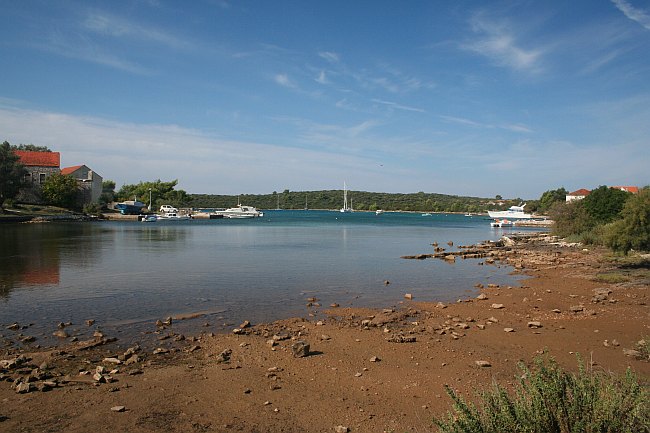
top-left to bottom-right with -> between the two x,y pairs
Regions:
612,186 -> 639,194
61,165 -> 83,175
568,188 -> 591,196
15,151 -> 60,167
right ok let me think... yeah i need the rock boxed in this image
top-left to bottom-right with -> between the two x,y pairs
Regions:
110,406 -> 126,412
321,334 -> 331,341
330,303 -> 340,308
527,321 -> 542,329
216,349 -> 232,363
384,280 -> 390,285
447,241 -> 454,246
232,328 -> 244,335
272,332 -> 290,341
291,340 -> 310,358
476,324 -> 485,330
152,347 -> 169,355
387,334 -> 416,343
239,320 -> 251,328
103,357 -> 122,364
592,288 -> 611,303
504,328 -> 514,332
335,426 -> 349,433
570,305 -> 584,313
52,330 -> 69,338
7,323 -> 20,330
86,319 -> 95,326
491,304 -> 504,309
475,360 -> 491,367
404,293 -> 413,300
444,255 -> 456,261
476,293 -> 488,300
552,309 -> 561,314
436,302 -> 446,309
369,356 -> 380,362
487,317 -> 499,323
623,348 -> 642,358
15,382 -> 32,394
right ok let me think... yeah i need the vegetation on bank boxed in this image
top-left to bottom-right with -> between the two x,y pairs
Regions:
434,355 -> 649,433
550,185 -> 649,254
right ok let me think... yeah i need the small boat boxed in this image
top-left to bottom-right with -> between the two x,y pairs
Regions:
340,182 -> 352,213
490,219 -> 513,227
422,213 -> 432,216
141,214 -> 158,222
375,209 -> 384,215
214,205 -> 263,219
488,203 -> 532,219
157,212 -> 191,221
115,199 -> 146,215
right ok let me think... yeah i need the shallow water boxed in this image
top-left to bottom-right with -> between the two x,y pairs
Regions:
0,210 -> 540,345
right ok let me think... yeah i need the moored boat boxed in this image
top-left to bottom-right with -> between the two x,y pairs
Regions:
115,200 -> 146,215
487,203 -> 532,219
340,182 -> 352,213
213,205 -> 263,219
490,219 -> 513,227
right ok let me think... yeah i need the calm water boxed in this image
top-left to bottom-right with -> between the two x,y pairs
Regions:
0,211 -> 539,345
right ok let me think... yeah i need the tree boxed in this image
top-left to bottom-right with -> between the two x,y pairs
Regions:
11,144 -> 52,152
538,187 -> 568,212
582,185 -> 630,224
100,180 -> 116,207
604,187 -> 650,254
41,173 -> 78,209
116,179 -> 188,209
549,200 -> 594,238
0,141 -> 26,210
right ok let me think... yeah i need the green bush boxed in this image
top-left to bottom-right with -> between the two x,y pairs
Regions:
604,187 -> 650,254
434,355 -> 649,433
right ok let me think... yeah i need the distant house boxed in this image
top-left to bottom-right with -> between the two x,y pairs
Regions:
61,165 -> 104,205
612,186 -> 639,194
566,188 -> 590,202
15,150 -> 61,203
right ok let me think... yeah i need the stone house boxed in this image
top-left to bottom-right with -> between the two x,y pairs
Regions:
15,150 -> 61,204
61,165 -> 104,205
565,188 -> 591,202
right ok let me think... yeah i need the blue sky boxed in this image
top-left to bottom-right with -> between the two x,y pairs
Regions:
1,0 -> 648,199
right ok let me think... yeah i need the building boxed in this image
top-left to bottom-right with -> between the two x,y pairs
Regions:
61,165 -> 104,205
15,150 -> 61,204
612,186 -> 639,194
566,188 -> 591,202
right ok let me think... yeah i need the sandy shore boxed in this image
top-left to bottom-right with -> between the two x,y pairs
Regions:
1,234 -> 648,432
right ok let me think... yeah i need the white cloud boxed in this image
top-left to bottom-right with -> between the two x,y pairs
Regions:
315,70 -> 328,84
371,99 -> 425,113
464,13 -> 544,73
318,51 -> 340,63
274,73 -> 296,88
612,0 -> 650,30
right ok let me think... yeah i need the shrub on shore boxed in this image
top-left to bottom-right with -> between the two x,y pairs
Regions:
434,355 -> 649,433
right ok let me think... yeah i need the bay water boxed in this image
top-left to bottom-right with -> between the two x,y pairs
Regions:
0,211 -> 540,345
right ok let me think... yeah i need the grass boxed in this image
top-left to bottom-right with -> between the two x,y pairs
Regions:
433,355 -> 649,433
638,337 -> 650,362
592,272 -> 632,284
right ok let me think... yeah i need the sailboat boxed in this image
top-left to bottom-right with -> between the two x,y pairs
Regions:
340,182 -> 352,213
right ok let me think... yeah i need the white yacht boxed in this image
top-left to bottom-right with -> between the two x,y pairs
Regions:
488,203 -> 532,219
215,205 -> 263,219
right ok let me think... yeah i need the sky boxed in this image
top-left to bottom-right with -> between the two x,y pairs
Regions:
1,0 -> 649,199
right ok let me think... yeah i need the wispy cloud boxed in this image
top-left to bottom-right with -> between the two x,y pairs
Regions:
315,70 -> 328,84
439,115 -> 532,133
318,51 -> 340,63
371,99 -> 425,113
274,73 -> 297,89
612,0 -> 650,30
83,11 -> 191,50
463,12 -> 544,73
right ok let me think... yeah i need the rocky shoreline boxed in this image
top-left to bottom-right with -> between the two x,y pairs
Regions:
1,233 -> 648,432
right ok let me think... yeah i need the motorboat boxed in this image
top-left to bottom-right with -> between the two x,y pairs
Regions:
490,219 -> 514,227
487,203 -> 532,219
422,213 -> 432,216
157,212 -> 191,221
375,209 -> 384,215
141,214 -> 158,222
115,200 -> 146,215
213,205 -> 263,219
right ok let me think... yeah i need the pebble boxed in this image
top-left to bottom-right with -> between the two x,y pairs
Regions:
527,321 -> 542,329
369,356 -> 380,362
491,304 -> 504,309
404,293 -> 413,300
475,360 -> 491,367
335,426 -> 349,433
476,293 -> 488,300
504,328 -> 514,333
110,406 -> 126,412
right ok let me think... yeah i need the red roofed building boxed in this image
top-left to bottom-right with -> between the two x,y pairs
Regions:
60,164 -> 103,204
612,186 -> 639,194
566,188 -> 591,202
15,151 -> 61,203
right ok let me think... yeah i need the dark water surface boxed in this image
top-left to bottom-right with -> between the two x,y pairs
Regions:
0,211 -> 540,345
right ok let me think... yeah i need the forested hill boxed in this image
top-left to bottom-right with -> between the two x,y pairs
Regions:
187,190 -> 525,213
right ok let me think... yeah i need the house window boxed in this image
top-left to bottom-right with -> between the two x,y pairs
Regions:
25,173 -> 31,182
39,173 -> 46,184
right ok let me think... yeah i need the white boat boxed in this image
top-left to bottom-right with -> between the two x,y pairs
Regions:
375,209 -> 384,215
340,182 -> 352,213
491,219 -> 513,227
214,205 -> 263,219
488,203 -> 532,219
422,213 -> 432,216
141,214 -> 158,222
157,212 -> 191,221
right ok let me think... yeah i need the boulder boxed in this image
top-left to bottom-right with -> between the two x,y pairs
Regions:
292,341 -> 310,358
